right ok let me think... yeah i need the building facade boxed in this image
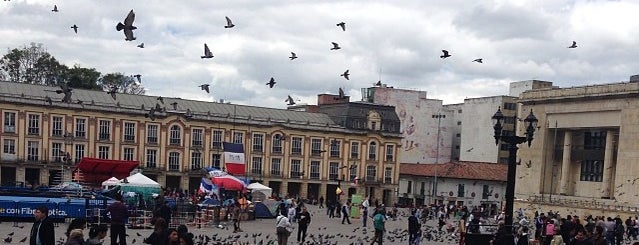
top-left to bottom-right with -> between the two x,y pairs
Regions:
0,82 -> 401,206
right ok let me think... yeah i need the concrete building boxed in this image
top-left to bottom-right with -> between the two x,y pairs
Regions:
0,81 -> 401,205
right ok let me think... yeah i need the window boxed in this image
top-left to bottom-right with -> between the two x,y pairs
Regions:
407,181 -> 412,194
385,145 -> 394,162
75,118 -> 86,138
291,137 -> 302,155
580,160 -> 603,182
584,131 -> 606,150
212,130 -> 223,149
366,166 -> 376,182
252,133 -> 263,152
3,139 -> 15,154
27,141 -> 39,161
290,159 -> 302,178
146,149 -> 157,168
384,167 -> 392,184
349,165 -> 357,181
457,121 -> 462,126
51,142 -> 63,162
271,158 -> 281,176
329,140 -> 340,158
98,146 -> 110,159
350,142 -> 359,159
123,147 -> 135,161
28,114 -> 40,135
310,161 -> 320,179
123,122 -> 135,142
482,185 -> 490,199
168,152 -> 180,171
52,116 -> 64,137
251,157 -> 262,175
147,125 -> 158,144
272,135 -> 283,154
192,128 -> 203,147
420,182 -> 426,195
311,138 -> 322,156
98,120 -> 110,140
3,112 -> 16,133
233,132 -> 243,144
368,142 -> 377,160
458,109 -> 462,113
371,122 -> 377,130
169,125 -> 181,145
503,102 -> 517,110
329,162 -> 339,180
458,184 -> 465,197
191,151 -> 202,170
74,144 -> 85,164
211,153 -> 221,169
456,133 -> 461,137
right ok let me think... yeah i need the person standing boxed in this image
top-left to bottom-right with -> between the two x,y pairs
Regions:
276,213 -> 293,245
106,193 -> 128,245
232,202 -> 242,233
158,201 -> 172,225
341,201 -> 351,224
457,214 -> 468,245
408,209 -> 421,245
319,196 -> 324,208
297,207 -> 311,243
371,208 -> 385,245
362,197 -> 370,228
288,203 -> 297,223
30,206 -> 55,245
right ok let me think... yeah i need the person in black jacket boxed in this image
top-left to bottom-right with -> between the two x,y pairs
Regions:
408,209 -> 421,245
297,207 -> 311,243
30,206 -> 55,245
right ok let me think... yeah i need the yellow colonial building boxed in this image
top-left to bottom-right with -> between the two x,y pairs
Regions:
0,82 -> 401,205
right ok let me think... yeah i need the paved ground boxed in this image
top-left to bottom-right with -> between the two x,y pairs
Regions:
5,205 -> 468,245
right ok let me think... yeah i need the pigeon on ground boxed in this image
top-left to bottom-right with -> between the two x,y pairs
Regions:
224,16 -> 235,28
289,52 -> 297,60
199,84 -> 210,93
337,22 -> 346,31
340,69 -> 350,80
107,86 -> 118,100
116,9 -> 137,41
55,83 -> 73,103
18,237 -> 25,243
201,43 -> 214,58
45,96 -> 53,105
71,25 -> 78,34
331,42 -> 341,50
137,43 -> 144,48
7,233 -> 13,237
375,81 -> 382,86
440,50 -> 451,58
4,237 -> 11,243
473,58 -> 483,63
266,78 -> 276,88
568,41 -> 577,48
132,74 -> 142,83
285,95 -> 296,106
52,5 -> 58,12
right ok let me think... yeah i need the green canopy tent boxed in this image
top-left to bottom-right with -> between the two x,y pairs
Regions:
117,173 -> 161,208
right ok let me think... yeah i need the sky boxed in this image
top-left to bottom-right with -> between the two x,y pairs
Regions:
1,0 -> 639,109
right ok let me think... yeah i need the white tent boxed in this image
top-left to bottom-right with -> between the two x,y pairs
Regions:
119,173 -> 160,188
102,177 -> 120,189
247,182 -> 272,197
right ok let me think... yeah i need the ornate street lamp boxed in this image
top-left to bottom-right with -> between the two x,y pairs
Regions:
492,107 -> 537,245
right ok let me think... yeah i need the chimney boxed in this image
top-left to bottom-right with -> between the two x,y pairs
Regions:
631,75 -> 639,83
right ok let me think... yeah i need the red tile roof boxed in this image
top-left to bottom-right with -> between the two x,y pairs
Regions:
400,161 -> 508,182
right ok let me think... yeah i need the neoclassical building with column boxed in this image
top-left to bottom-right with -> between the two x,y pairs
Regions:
514,80 -> 639,217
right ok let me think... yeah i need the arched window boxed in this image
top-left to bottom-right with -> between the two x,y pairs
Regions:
168,152 -> 180,171
368,142 -> 377,160
169,125 -> 181,145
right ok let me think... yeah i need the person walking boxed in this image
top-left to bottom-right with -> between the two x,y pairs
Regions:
408,209 -> 421,245
371,208 -> 386,245
276,213 -> 293,245
297,207 -> 311,243
362,197 -> 370,228
341,201 -> 351,224
288,203 -> 297,223
30,206 -> 55,245
457,214 -> 468,245
319,196 -> 324,209
105,193 -> 128,245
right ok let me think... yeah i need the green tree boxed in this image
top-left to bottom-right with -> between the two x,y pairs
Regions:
62,65 -> 101,90
0,43 -> 66,85
99,73 -> 145,95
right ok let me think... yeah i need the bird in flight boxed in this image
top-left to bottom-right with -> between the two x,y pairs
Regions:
71,24 -> 78,34
473,58 -> 483,63
340,69 -> 350,80
285,95 -> 296,106
137,43 -> 144,48
224,16 -> 235,28
331,42 -> 341,50
116,9 -> 137,41
440,50 -> 451,59
200,84 -> 210,93
52,4 -> 58,12
132,74 -> 142,83
266,77 -> 276,88
201,43 -> 214,58
289,52 -> 297,60
107,85 -> 118,100
337,22 -> 346,31
568,41 -> 577,48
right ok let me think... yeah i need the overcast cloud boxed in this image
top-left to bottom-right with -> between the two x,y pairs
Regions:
1,0 -> 638,109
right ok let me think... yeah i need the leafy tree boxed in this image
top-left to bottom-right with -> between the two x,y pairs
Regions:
99,73 -> 145,95
62,65 -> 101,90
0,43 -> 66,85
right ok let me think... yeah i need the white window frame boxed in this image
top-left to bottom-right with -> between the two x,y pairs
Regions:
233,131 -> 244,144
51,142 -> 63,162
252,133 -> 264,152
270,158 -> 281,176
368,142 -> 377,160
211,153 -> 221,169
3,139 -> 16,154
169,125 -> 181,145
147,124 -> 159,144
311,138 -> 322,155
28,114 -> 40,135
123,147 -> 135,161
98,120 -> 111,140
51,116 -> 64,137
272,135 -> 283,153
98,146 -> 110,159
75,118 -> 86,139
3,112 -> 16,133
366,166 -> 377,182
385,144 -> 394,162
310,160 -> 320,179
123,122 -> 136,142
330,140 -> 341,158
74,144 -> 85,164
191,151 -> 202,170
212,130 -> 223,149
146,149 -> 157,168
168,152 -> 180,171
329,162 -> 339,180
251,156 -> 262,175
291,137 -> 303,155
27,141 -> 39,161
290,159 -> 301,178
192,128 -> 204,147
350,142 -> 360,159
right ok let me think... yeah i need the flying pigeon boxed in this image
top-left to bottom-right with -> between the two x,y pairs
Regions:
336,22 -> 346,31
440,50 -> 451,58
568,41 -> 577,48
52,5 -> 58,12
201,43 -> 214,58
289,52 -> 297,60
55,82 -> 73,103
224,16 -> 235,28
266,77 -> 276,88
285,95 -> 296,106
137,43 -> 144,48
340,69 -> 350,80
132,74 -> 142,83
107,86 -> 118,100
116,9 -> 137,41
375,81 -> 382,86
71,24 -> 78,34
199,84 -> 210,93
331,42 -> 341,50
473,58 -> 483,63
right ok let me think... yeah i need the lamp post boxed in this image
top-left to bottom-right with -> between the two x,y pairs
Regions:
432,113 -> 445,205
492,107 -> 538,245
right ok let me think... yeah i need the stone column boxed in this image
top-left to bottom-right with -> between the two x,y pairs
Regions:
601,130 -> 615,198
559,130 -> 572,195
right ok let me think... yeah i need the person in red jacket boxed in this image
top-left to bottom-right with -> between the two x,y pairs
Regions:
106,193 -> 129,245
